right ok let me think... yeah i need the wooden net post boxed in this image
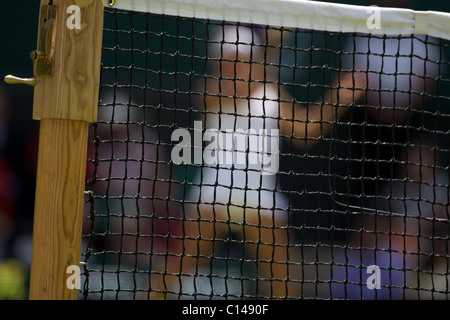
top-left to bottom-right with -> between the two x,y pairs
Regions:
27,0 -> 103,300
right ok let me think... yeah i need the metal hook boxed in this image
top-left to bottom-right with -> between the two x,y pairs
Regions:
4,4 -> 56,87
4,75 -> 36,86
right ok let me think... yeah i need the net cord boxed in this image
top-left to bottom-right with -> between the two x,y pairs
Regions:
104,0 -> 450,41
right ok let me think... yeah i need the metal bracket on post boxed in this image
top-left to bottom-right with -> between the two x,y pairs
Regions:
4,4 -> 57,86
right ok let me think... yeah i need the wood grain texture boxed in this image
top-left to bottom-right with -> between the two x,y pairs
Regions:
29,0 -> 103,300
29,119 -> 89,300
33,0 -> 103,122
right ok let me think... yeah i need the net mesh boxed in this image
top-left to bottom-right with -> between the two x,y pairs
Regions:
81,6 -> 450,300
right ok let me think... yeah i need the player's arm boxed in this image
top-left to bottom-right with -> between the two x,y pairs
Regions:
278,71 -> 367,148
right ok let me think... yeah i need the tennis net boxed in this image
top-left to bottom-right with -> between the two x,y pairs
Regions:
81,0 -> 450,300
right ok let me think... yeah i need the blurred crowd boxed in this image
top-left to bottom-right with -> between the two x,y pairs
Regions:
0,85 -> 38,299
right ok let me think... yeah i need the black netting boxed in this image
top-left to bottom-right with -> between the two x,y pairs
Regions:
80,7 -> 450,300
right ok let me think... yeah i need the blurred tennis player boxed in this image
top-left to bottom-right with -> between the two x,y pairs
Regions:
150,24 -> 366,299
